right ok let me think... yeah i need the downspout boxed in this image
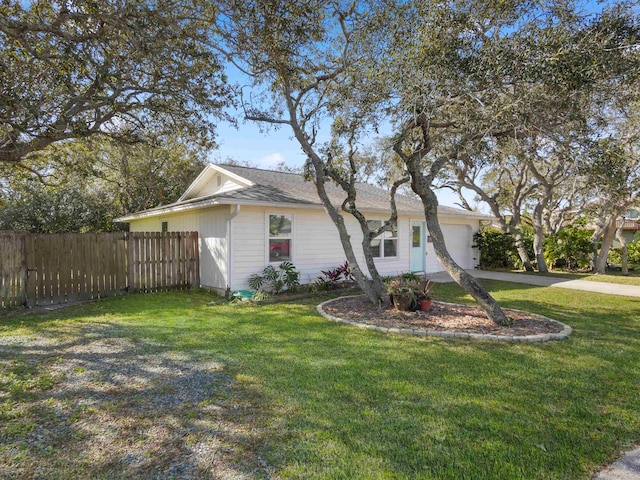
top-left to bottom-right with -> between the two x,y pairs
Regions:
226,204 -> 241,296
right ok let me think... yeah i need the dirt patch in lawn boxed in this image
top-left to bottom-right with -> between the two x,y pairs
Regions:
322,295 -> 564,336
0,325 -> 272,479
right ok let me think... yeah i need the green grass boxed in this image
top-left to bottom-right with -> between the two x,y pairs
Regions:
1,283 -> 640,479
506,269 -> 640,286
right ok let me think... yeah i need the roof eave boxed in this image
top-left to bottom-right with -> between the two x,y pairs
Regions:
177,164 -> 255,202
114,198 -> 224,222
116,195 -> 494,223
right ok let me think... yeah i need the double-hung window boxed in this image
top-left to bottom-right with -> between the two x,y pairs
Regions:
367,220 -> 398,258
268,214 -> 293,262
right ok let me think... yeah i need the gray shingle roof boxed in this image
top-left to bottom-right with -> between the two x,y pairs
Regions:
219,164 -> 488,218
116,163 -> 491,221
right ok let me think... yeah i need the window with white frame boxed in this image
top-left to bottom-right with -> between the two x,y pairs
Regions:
367,220 -> 398,258
268,214 -> 293,262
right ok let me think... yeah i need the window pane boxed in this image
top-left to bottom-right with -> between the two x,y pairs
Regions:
384,239 -> 397,257
269,239 -> 291,261
367,220 -> 382,233
412,225 -> 421,247
370,238 -> 381,258
269,215 -> 292,237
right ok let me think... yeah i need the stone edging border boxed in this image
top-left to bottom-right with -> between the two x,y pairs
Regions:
317,296 -> 572,343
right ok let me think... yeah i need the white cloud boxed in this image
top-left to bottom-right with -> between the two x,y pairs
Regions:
258,152 -> 286,168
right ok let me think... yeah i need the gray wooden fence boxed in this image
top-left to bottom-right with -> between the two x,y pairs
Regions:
0,231 -> 199,308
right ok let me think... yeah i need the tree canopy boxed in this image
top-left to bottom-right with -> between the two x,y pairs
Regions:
0,0 -> 231,164
0,136 -> 207,232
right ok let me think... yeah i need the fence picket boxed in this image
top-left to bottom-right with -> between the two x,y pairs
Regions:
1,231 -> 199,307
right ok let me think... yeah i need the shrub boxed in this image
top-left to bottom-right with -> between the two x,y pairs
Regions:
314,277 -> 334,291
473,228 -> 534,270
314,260 -> 354,290
335,261 -> 354,282
609,239 -> 640,267
248,261 -> 300,294
543,224 -> 592,270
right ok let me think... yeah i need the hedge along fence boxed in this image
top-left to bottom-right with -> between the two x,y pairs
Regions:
0,231 -> 199,308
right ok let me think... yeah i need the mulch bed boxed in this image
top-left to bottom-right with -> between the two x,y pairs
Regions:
322,295 -> 564,336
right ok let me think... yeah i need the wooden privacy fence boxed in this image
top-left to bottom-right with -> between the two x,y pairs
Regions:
0,231 -> 199,308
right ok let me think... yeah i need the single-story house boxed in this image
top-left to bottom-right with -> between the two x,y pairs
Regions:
116,164 -> 493,293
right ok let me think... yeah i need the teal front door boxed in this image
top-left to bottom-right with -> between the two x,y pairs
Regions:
410,221 -> 426,272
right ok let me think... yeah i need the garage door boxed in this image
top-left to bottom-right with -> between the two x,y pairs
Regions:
440,224 -> 473,270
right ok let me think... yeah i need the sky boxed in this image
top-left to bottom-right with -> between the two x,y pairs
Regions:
208,96 -> 470,210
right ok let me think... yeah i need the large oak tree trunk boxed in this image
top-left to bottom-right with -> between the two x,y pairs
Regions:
589,229 -> 602,272
512,230 -> 534,272
304,169 -> 387,305
532,204 -> 549,273
594,216 -> 617,274
286,111 -> 387,305
616,224 -> 628,275
413,178 -> 511,326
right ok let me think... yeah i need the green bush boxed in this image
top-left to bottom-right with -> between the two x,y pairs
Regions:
609,239 -> 640,267
473,228 -> 533,270
543,224 -> 593,270
248,261 -> 300,294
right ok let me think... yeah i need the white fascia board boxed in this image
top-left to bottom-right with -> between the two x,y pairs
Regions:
177,164 -> 255,202
210,164 -> 255,187
178,164 -> 216,202
116,194 -> 495,223
439,213 -> 495,221
114,198 -> 224,222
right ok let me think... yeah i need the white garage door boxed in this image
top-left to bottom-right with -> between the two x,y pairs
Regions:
440,224 -> 473,270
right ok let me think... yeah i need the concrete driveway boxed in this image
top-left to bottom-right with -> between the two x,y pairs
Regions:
430,270 -> 640,298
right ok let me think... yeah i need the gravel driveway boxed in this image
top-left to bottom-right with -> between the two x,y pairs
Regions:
0,322 -> 269,479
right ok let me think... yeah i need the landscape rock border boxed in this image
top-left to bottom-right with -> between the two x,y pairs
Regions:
317,297 -> 572,342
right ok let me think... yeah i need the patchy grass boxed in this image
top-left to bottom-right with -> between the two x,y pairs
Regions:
0,283 -> 639,479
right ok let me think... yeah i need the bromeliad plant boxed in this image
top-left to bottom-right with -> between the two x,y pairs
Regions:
418,279 -> 433,301
386,275 -> 433,311
248,261 -> 300,294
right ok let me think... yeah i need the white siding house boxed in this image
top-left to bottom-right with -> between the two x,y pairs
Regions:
117,164 -> 491,293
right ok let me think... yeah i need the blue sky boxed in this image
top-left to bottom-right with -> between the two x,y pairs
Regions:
210,106 -> 472,210
208,93 -> 469,209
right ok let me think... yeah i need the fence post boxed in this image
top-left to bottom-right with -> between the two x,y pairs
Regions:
20,233 -> 27,306
127,232 -> 134,293
192,232 -> 200,289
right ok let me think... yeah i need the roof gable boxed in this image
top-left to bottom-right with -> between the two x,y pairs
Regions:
179,164 -> 254,201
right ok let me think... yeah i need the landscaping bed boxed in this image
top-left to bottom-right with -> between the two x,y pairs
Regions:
321,295 -> 565,336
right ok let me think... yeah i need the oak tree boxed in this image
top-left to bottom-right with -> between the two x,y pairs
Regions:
0,0 -> 231,164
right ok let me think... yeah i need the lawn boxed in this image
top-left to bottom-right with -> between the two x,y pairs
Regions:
508,269 -> 640,286
1,281 -> 639,479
